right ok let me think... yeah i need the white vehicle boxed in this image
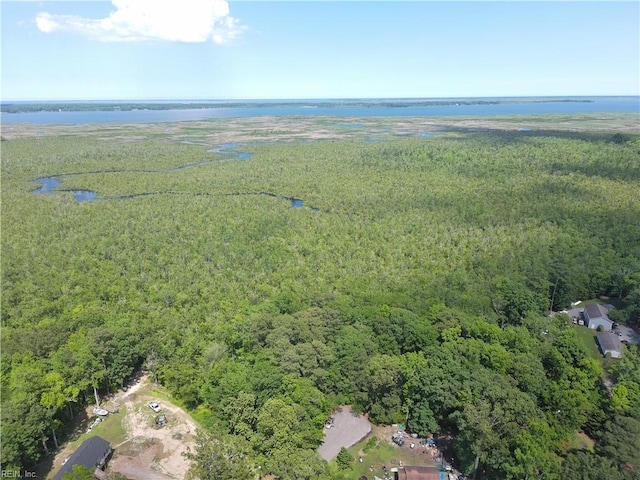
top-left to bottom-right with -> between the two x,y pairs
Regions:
86,417 -> 101,433
148,401 -> 161,413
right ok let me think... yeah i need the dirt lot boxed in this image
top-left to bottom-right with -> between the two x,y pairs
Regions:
341,423 -> 458,480
47,373 -> 197,480
107,375 -> 197,479
371,424 -> 444,466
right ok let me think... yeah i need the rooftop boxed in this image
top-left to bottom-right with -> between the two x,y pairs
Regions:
395,466 -> 447,480
585,303 -> 610,320
53,436 -> 111,480
597,331 -> 622,353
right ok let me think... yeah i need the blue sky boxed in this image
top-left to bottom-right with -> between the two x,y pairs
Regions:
1,1 -> 638,100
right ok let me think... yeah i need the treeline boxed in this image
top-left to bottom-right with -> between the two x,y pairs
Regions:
1,126 -> 639,478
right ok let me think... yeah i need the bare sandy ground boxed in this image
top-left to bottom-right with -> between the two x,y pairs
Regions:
318,406 -> 372,461
107,374 -> 198,480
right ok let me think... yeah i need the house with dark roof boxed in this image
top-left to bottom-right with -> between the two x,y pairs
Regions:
583,304 -> 613,331
53,436 -> 112,480
393,466 -> 447,480
597,331 -> 623,358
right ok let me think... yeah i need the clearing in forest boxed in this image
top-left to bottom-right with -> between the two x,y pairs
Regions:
47,374 -> 197,480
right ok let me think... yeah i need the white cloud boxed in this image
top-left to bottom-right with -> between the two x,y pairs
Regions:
35,0 -> 244,44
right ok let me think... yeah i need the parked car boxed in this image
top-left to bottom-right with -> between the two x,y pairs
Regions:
155,414 -> 167,427
148,401 -> 161,413
392,432 -> 405,446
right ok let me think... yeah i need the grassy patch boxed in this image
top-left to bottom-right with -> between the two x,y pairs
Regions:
93,407 -> 129,445
67,407 -> 129,451
335,434 -> 439,480
190,405 -> 219,430
572,325 -> 602,362
572,324 -> 618,369
577,297 -> 622,309
148,383 -> 175,402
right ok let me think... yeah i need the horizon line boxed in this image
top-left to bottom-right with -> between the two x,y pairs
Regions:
3,95 -> 640,103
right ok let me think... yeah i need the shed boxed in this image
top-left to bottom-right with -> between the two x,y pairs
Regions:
597,332 -> 623,358
53,436 -> 112,480
394,466 -> 447,480
583,304 -> 613,331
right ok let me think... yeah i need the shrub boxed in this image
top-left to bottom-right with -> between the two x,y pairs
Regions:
363,435 -> 378,453
336,447 -> 353,469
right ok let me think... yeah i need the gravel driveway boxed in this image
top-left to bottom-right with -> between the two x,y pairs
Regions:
614,324 -> 640,344
318,406 -> 371,461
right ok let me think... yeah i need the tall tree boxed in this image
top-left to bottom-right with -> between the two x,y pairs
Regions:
184,431 -> 254,480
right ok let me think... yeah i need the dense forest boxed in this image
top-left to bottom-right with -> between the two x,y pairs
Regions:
1,119 -> 640,479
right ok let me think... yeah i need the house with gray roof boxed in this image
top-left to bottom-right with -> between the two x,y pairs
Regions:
53,436 -> 112,480
583,304 -> 613,331
597,331 -> 623,358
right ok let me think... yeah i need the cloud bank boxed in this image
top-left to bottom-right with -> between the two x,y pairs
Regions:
36,0 -> 243,43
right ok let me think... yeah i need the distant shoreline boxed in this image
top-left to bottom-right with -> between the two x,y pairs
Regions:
2,98 -> 636,125
0,98 -> 600,114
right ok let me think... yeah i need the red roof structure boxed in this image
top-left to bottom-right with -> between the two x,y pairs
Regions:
395,466 -> 445,480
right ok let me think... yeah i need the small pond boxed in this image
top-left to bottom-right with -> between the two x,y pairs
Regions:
33,177 -> 61,193
69,190 -> 99,202
33,177 -> 98,202
207,143 -> 253,160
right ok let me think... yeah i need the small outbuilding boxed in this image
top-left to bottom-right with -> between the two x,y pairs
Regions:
53,436 -> 112,480
597,332 -> 623,358
393,466 -> 447,480
583,304 -> 613,331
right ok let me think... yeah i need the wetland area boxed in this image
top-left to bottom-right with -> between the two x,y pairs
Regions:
13,112 -> 638,209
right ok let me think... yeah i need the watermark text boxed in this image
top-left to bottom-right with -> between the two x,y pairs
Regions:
1,471 -> 37,478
